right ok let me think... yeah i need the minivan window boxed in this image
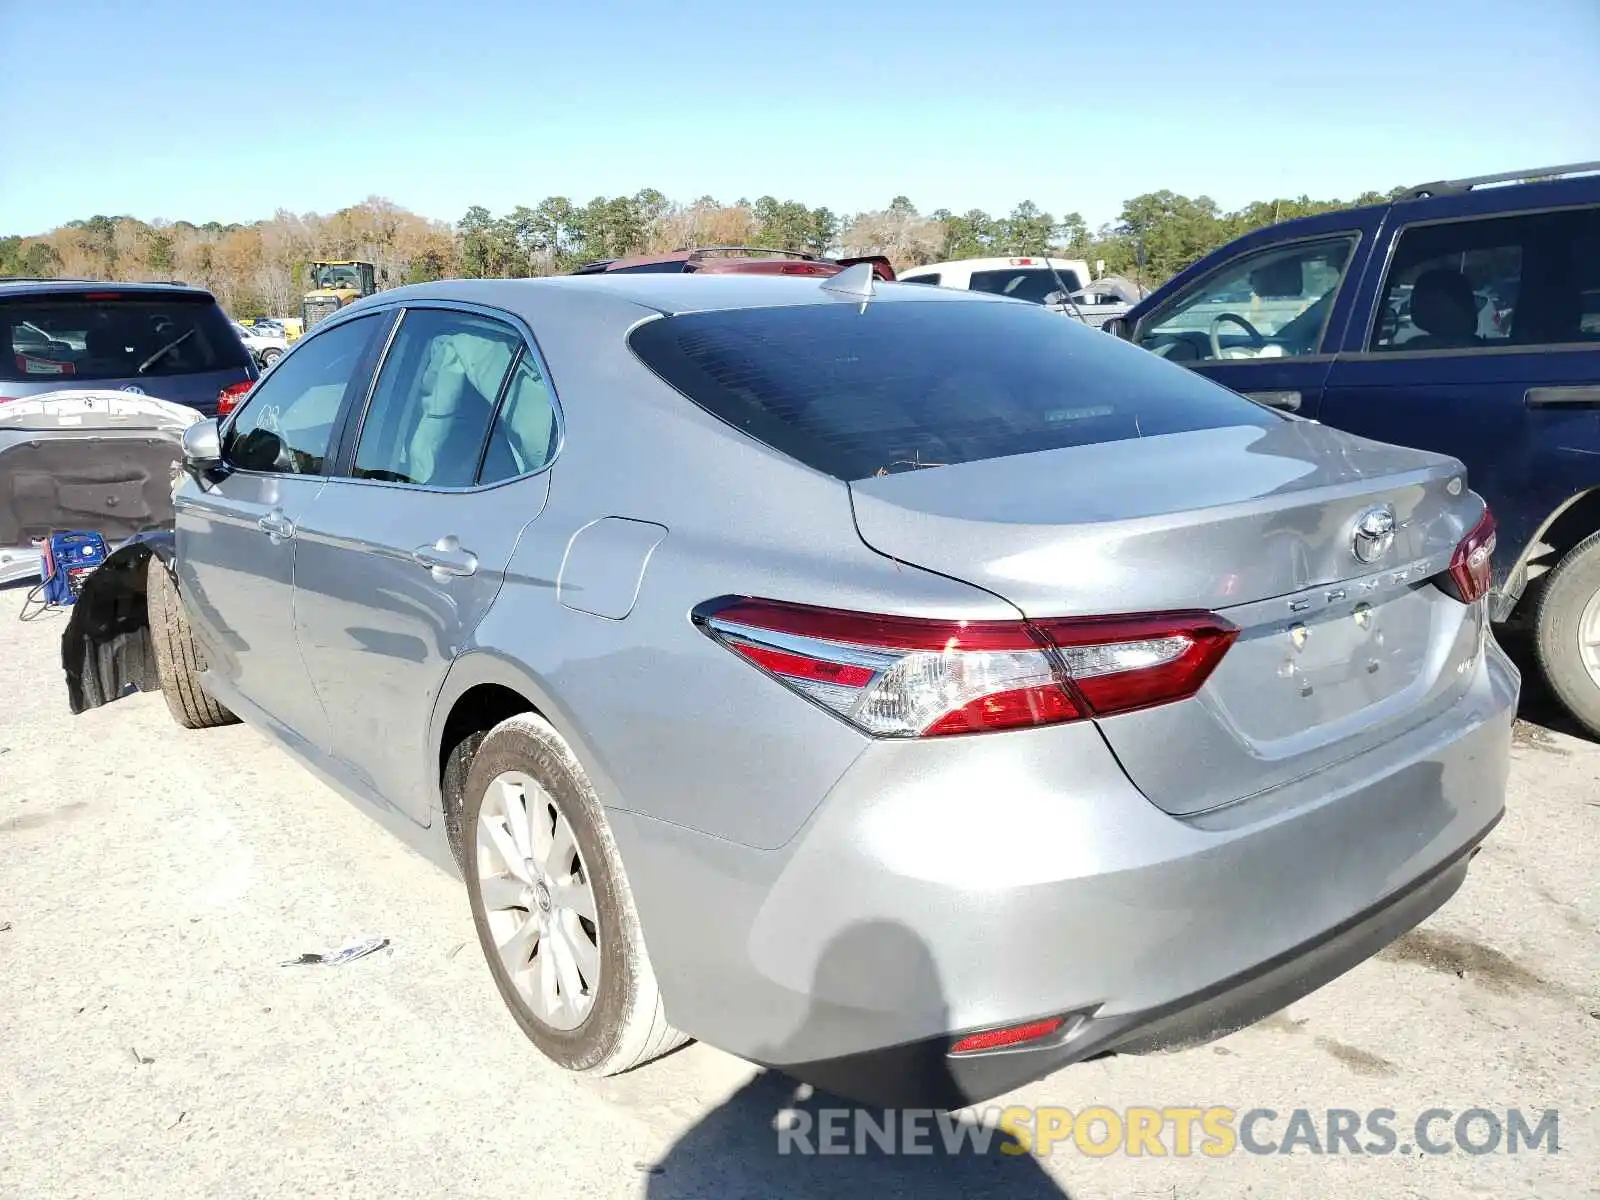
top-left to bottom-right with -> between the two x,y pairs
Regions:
968,268 -> 1082,304
628,299 -> 1278,481
0,292 -> 250,383
1372,205 -> 1600,351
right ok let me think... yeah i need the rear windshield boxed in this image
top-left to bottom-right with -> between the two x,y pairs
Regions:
628,298 -> 1277,480
1,293 -> 249,383
968,267 -> 1082,303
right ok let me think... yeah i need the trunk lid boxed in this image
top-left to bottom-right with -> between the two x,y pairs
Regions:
850,420 -> 1488,814
0,391 -> 200,545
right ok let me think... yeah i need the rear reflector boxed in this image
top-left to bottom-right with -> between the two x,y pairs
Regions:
950,1017 -> 1065,1055
217,379 -> 253,416
1445,507 -> 1497,604
697,598 -> 1237,738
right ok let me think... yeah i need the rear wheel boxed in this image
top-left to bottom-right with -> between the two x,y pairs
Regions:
261,347 -> 283,367
147,558 -> 237,730
1533,530 -> 1600,739
463,712 -> 685,1075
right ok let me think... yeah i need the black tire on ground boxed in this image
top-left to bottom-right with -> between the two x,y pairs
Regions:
261,348 -> 282,366
1533,529 -> 1600,740
463,712 -> 686,1075
146,557 -> 238,730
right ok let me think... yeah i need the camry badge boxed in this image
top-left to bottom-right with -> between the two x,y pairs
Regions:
1351,505 -> 1397,565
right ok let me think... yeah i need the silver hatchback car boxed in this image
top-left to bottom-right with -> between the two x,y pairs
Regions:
66,270 -> 1518,1108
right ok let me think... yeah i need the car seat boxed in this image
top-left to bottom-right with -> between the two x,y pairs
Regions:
1403,269 -> 1483,351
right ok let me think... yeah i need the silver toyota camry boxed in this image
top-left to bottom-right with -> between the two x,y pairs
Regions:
66,268 -> 1518,1108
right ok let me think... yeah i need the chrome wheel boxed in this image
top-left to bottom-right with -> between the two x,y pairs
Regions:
475,770 -> 601,1031
1580,584 -> 1600,689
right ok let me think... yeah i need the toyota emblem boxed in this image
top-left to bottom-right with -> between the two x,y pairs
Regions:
1351,505 -> 1397,564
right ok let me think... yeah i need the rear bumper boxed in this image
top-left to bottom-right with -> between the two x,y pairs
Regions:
608,635 -> 1519,1107
783,821 -> 1491,1108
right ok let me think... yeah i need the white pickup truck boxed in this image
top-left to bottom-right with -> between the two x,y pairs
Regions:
896,256 -> 1143,328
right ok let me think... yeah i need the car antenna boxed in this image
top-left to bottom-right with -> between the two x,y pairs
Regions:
820,261 -> 877,309
1038,252 -> 1089,325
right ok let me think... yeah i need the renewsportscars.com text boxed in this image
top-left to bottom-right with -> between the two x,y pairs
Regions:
775,1106 -> 1561,1158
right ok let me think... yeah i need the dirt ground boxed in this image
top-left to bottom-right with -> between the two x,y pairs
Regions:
2,590 -> 1595,1199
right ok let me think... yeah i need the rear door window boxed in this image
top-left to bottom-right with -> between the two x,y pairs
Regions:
628,298 -> 1277,481
1371,205 -> 1600,351
349,308 -> 522,487
1,292 -> 250,383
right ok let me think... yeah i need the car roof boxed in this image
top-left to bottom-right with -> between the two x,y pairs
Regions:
350,273 -> 1005,318
0,278 -> 216,301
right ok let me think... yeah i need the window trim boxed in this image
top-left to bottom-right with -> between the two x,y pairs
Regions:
217,309 -> 391,480
323,298 -> 567,494
1354,200 -> 1600,356
1131,230 -> 1365,364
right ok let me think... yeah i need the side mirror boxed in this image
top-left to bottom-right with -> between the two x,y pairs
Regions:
1042,290 -> 1069,307
1103,317 -> 1131,340
181,418 -> 223,476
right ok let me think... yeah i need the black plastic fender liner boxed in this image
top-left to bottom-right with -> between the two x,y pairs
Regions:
60,531 -> 175,714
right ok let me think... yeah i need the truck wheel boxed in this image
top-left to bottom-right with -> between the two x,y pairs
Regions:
1533,529 -> 1600,739
147,557 -> 238,730
463,712 -> 686,1075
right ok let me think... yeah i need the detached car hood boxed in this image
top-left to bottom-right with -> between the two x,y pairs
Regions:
0,390 -> 203,545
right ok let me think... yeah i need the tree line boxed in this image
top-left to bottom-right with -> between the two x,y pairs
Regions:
1,184 -> 1408,318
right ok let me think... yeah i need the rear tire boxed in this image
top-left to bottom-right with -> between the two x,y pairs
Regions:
261,348 -> 282,367
1532,530 -> 1600,739
463,712 -> 686,1075
147,558 -> 238,730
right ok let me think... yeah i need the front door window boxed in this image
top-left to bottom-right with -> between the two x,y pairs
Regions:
1136,236 -> 1358,364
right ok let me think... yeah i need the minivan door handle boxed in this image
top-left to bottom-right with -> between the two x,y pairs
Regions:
1525,385 -> 1600,408
413,534 -> 478,580
1243,389 -> 1303,412
257,510 -> 295,541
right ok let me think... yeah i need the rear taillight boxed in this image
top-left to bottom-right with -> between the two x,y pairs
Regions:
1445,507 -> 1497,604
217,380 -> 253,416
696,598 -> 1237,738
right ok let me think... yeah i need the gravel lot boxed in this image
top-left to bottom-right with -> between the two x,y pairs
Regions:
2,587 -> 1596,1199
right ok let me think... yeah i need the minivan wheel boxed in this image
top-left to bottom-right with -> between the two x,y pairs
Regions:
146,557 -> 238,730
463,712 -> 685,1074
1533,529 -> 1600,739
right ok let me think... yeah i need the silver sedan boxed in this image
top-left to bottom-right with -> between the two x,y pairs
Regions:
67,269 -> 1518,1107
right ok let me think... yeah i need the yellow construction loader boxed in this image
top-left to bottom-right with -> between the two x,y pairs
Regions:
301,261 -> 378,330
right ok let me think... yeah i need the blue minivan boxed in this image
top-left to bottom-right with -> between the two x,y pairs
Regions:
1113,163 -> 1600,737
1,279 -> 257,416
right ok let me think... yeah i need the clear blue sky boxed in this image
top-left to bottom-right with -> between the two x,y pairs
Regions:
2,0 -> 1597,235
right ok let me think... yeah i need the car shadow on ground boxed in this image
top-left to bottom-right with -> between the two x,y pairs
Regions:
645,921 -> 1071,1199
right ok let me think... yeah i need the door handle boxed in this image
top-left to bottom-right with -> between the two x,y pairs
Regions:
257,510 -> 294,540
1244,390 -> 1303,412
413,534 -> 478,579
1525,385 -> 1600,408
